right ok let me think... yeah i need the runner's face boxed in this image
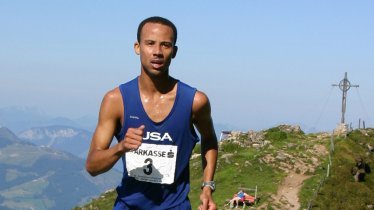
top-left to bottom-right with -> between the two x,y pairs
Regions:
135,23 -> 177,77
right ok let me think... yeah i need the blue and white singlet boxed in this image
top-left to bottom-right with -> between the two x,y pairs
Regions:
114,77 -> 199,210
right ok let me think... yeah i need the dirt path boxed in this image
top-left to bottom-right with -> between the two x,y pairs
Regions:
263,144 -> 327,209
223,130 -> 329,210
255,172 -> 309,210
271,172 -> 310,210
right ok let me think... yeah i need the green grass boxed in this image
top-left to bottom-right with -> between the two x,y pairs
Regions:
308,130 -> 374,210
72,190 -> 116,210
189,142 -> 284,209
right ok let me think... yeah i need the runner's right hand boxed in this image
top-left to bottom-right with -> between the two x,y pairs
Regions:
121,125 -> 145,152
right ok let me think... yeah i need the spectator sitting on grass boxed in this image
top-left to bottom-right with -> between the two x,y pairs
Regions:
229,189 -> 248,208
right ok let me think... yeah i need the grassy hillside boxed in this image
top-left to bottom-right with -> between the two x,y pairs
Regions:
309,129 -> 374,209
73,126 -> 374,210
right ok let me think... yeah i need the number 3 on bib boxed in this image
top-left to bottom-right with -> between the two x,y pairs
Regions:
143,158 -> 153,175
126,143 -> 178,184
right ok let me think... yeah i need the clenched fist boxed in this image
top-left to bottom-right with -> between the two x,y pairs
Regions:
121,125 -> 145,152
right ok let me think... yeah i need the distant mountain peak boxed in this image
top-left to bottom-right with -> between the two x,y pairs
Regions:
0,126 -> 21,146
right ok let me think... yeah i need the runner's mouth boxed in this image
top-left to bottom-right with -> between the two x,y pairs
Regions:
151,60 -> 163,64
151,60 -> 164,69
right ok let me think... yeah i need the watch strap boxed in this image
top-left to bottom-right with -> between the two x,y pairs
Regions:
201,181 -> 215,192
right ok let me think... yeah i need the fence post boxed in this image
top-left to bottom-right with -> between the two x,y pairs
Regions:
330,133 -> 334,153
308,131 -> 335,209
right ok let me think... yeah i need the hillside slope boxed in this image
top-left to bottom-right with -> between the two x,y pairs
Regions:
0,126 -> 121,210
73,125 -> 374,210
309,128 -> 374,209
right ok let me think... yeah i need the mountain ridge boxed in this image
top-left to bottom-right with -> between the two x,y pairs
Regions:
18,125 -> 92,158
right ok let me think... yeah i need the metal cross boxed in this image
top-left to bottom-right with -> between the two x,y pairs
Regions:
332,72 -> 359,124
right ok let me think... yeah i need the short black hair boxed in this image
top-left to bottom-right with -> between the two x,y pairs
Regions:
137,16 -> 177,45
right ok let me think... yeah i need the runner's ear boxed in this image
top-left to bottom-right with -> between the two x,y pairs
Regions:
134,42 -> 140,55
172,46 -> 178,58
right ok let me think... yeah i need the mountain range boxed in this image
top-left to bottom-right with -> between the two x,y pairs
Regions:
0,106 -> 237,139
0,106 -> 97,133
18,125 -> 92,159
0,126 -> 121,210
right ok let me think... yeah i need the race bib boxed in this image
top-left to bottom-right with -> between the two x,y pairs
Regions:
125,143 -> 178,184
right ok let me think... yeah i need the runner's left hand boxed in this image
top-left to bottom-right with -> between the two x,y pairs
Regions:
198,188 -> 216,210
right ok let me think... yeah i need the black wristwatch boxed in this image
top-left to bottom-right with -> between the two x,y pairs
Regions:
201,181 -> 216,192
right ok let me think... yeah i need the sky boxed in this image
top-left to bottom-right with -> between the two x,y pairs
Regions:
1,1 -> 373,133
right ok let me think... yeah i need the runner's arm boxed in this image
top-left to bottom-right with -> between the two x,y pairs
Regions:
193,91 -> 218,210
85,88 -> 124,176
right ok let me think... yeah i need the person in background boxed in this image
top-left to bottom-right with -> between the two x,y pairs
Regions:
86,16 -> 218,210
229,189 -> 248,208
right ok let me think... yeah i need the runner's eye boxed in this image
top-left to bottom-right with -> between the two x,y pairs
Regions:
145,41 -> 155,46
162,42 -> 172,48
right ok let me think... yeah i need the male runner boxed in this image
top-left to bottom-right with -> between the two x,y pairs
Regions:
86,16 -> 218,210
